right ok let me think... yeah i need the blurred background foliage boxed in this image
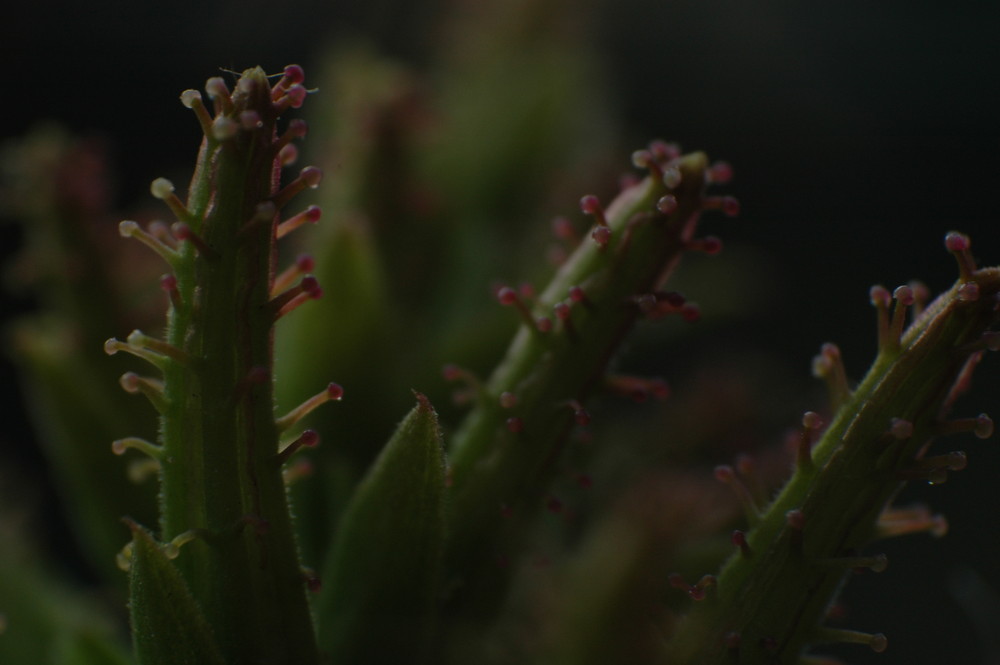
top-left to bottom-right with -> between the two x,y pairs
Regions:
1,0 -> 999,663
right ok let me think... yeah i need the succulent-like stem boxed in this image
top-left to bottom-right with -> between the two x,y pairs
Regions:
117,67 -> 321,664
664,235 -> 1000,664
444,146 -> 733,612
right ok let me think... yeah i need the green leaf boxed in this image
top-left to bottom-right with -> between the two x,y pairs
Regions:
317,393 -> 447,664
126,523 -> 224,665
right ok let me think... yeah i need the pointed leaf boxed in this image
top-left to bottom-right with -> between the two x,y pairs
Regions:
127,523 -> 224,665
317,393 -> 447,664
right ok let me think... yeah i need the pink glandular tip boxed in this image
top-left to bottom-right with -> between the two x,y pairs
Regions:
568,286 -> 586,302
205,76 -> 230,100
890,418 -> 914,440
579,194 -> 602,215
279,144 -> 299,167
295,254 -> 316,272
893,284 -> 915,305
786,509 -> 806,529
497,286 -> 518,305
709,161 -> 734,184
958,282 -> 980,302
299,429 -> 320,447
287,118 -> 308,139
554,302 -> 571,320
552,216 -> 575,239
681,303 -> 701,322
869,285 -> 892,307
300,166 -> 323,188
721,196 -> 740,217
506,417 -> 524,433
713,465 -> 735,483
648,140 -> 680,162
945,231 -> 970,252
300,275 -> 322,298
285,85 -> 308,108
240,110 -> 263,130
160,274 -> 177,291
536,317 -> 553,333
325,382 -> 344,401
283,64 -> 305,85
592,226 -> 611,245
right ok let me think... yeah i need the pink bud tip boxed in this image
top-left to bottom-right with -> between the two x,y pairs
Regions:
172,223 -> 193,240
300,275 -> 322,298
536,317 -> 553,333
326,383 -> 344,401
568,286 -> 586,302
554,302 -> 571,320
648,140 -> 681,162
287,118 -> 308,138
286,85 -> 308,108
709,161 -> 734,184
306,576 -> 322,593
295,254 -> 316,272
713,465 -> 735,483
893,285 -> 914,305
592,226 -> 612,245
497,286 -> 518,305
579,194 -> 602,215
657,195 -> 678,214
681,303 -> 701,322
283,64 -> 305,85
160,274 -> 178,291
303,205 -> 322,223
731,530 -> 748,547
300,166 -> 323,188
279,144 -> 299,166
721,196 -> 740,217
945,231 -> 970,252
869,285 -> 891,307
299,429 -> 320,447
552,216 -> 575,239
958,282 -> 980,302
701,236 -> 723,255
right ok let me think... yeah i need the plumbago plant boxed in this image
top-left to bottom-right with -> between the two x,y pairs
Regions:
2,62 -> 999,665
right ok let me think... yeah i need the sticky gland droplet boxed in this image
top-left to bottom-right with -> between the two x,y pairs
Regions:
591,225 -> 611,246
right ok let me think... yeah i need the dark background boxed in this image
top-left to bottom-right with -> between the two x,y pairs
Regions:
3,1 -> 999,663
